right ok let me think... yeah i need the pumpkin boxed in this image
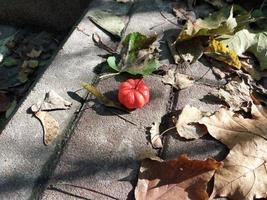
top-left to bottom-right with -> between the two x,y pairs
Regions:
118,79 -> 150,109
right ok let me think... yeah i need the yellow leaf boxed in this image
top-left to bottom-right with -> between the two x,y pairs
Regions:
204,39 -> 241,69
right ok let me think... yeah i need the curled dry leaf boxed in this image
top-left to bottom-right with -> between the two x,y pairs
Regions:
35,111 -> 59,145
162,69 -> 194,90
135,154 -> 222,200
149,122 -> 163,149
82,83 -> 127,112
176,105 -> 209,139
172,3 -> 196,22
218,77 -> 252,112
199,104 -> 267,200
88,10 -> 125,37
31,90 -> 72,112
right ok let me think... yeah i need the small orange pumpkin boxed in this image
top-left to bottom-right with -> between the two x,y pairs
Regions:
118,79 -> 150,109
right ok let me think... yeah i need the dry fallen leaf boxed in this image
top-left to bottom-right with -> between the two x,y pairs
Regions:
135,154 -> 222,200
172,3 -> 196,22
162,69 -> 194,90
88,10 -> 125,37
176,105 -> 209,139
149,122 -> 163,149
204,39 -> 241,69
82,83 -> 127,112
31,90 -> 72,112
35,111 -> 59,145
199,104 -> 267,200
26,49 -> 42,58
218,77 -> 252,112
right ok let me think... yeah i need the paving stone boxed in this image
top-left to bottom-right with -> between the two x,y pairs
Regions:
41,75 -> 171,200
172,83 -> 223,112
162,75 -> 229,163
162,133 -> 229,161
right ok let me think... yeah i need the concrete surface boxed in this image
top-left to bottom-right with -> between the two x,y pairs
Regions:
0,0 -> 132,199
162,58 -> 229,162
41,1 -> 174,199
0,0 -> 232,199
41,76 -> 170,200
0,0 -> 91,31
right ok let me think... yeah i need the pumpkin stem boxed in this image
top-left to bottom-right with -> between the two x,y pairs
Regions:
135,79 -> 143,89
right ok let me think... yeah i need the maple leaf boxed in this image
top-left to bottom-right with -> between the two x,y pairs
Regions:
135,154 -> 221,200
199,103 -> 267,200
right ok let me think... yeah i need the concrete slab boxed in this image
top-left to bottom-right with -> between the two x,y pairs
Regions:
0,0 -> 132,199
162,68 -> 228,163
41,75 -> 171,200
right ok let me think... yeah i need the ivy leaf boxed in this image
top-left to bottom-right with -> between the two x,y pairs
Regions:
107,32 -> 160,76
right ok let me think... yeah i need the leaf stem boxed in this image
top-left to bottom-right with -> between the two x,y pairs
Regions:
99,72 -> 120,80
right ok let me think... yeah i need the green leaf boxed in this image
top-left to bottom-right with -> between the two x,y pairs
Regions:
106,32 -> 160,76
126,59 -> 160,75
107,56 -> 119,71
88,10 -> 125,37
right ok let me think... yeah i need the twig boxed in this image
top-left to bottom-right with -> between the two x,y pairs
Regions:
160,126 -> 176,136
99,72 -> 120,80
150,11 -> 181,30
76,26 -> 91,37
108,109 -> 138,126
92,33 -> 117,54
55,183 -> 119,200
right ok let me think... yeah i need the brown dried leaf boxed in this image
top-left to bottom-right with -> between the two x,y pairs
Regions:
176,105 -> 209,139
162,69 -> 194,90
31,90 -> 72,112
199,104 -> 267,200
173,3 -> 196,22
135,154 -> 221,200
218,77 -> 252,112
35,111 -> 59,145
